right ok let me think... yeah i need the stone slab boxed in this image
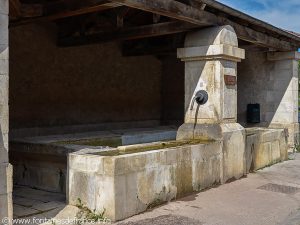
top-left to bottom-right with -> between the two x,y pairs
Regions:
13,204 -> 41,218
32,201 -> 65,212
13,196 -> 44,208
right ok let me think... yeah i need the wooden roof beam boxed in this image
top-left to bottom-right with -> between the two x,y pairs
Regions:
109,0 -> 297,51
10,0 -> 122,26
58,21 -> 198,47
9,0 -> 21,18
109,0 -> 218,26
220,18 -> 299,51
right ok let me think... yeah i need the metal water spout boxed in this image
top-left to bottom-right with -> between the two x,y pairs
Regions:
190,90 -> 208,110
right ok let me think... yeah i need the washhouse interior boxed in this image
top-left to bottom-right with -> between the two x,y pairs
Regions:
8,22 -> 293,196
9,22 -> 186,197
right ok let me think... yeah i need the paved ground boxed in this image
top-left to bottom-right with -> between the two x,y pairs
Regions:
13,186 -> 65,220
12,153 -> 300,225
116,153 -> 300,225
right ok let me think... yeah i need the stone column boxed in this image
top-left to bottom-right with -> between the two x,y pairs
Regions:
267,51 -> 300,147
177,25 -> 246,182
0,0 -> 12,223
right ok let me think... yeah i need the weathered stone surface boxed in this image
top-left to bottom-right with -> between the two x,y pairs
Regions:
245,134 -> 258,173
177,123 -> 222,141
11,127 -> 178,194
66,128 -> 287,221
245,128 -> 288,171
0,163 -> 12,195
0,132 -> 9,164
10,141 -> 68,193
270,123 -> 299,149
13,162 -> 67,193
0,193 -> 13,221
237,51 -> 299,147
221,123 -> 246,182
177,26 -> 244,125
177,26 -> 246,184
0,4 -> 9,221
0,14 -> 8,46
0,0 -> 8,15
68,141 -> 223,221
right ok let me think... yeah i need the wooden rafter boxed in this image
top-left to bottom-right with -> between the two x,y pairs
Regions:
9,0 -> 21,18
110,0 -> 218,26
58,21 -> 197,47
10,0 -> 299,51
219,18 -> 298,51
108,0 -> 298,51
122,35 -> 185,56
10,0 -> 122,26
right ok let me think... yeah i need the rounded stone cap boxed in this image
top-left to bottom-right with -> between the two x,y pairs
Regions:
185,25 -> 238,47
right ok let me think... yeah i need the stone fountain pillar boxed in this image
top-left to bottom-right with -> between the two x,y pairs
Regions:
177,25 -> 246,182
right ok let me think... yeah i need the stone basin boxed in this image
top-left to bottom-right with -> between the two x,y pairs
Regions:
67,140 -> 223,221
10,126 -> 177,193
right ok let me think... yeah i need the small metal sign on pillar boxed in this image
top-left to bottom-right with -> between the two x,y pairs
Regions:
224,75 -> 237,86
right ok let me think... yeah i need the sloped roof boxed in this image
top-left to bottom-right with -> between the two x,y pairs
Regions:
202,0 -> 300,45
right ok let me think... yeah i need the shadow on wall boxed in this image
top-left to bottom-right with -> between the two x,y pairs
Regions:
237,50 -> 296,127
9,22 -> 162,129
161,56 -> 184,125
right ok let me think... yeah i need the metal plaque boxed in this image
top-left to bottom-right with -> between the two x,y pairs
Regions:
224,75 -> 236,86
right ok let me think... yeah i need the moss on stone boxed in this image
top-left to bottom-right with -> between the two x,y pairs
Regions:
55,137 -> 122,147
96,139 -> 215,156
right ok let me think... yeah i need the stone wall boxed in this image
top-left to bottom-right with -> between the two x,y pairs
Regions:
161,56 -> 184,125
0,0 -> 12,222
9,23 -> 162,129
238,51 -> 274,126
238,51 -> 298,127
245,128 -> 288,172
237,50 -> 299,145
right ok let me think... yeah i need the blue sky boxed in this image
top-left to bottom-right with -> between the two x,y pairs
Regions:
218,0 -> 300,33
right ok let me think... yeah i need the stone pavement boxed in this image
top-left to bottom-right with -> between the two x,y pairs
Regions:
116,153 -> 300,225
13,186 -> 65,221
11,153 -> 300,225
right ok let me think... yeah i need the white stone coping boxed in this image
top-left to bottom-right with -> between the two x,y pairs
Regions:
267,51 -> 300,61
68,141 -> 222,176
177,44 -> 245,62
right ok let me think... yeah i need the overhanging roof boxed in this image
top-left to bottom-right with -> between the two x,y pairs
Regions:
9,0 -> 300,51
202,0 -> 300,44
